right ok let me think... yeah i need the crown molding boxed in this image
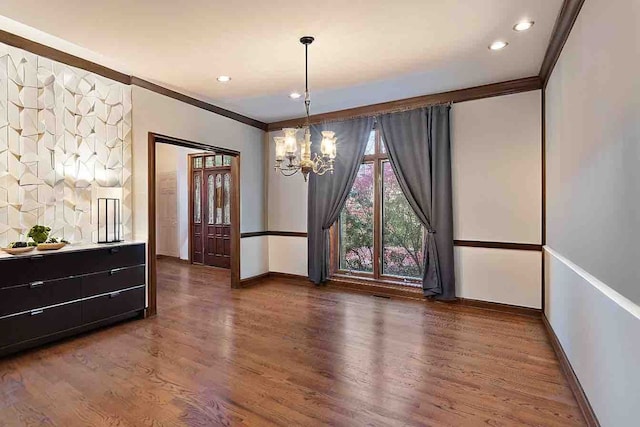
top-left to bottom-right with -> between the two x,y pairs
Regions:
0,30 -> 268,131
0,29 -> 131,84
131,77 -> 267,131
266,76 -> 542,131
539,0 -> 586,86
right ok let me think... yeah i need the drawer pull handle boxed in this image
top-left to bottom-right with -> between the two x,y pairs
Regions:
109,247 -> 120,254
30,255 -> 44,261
29,281 -> 44,289
31,309 -> 44,316
109,291 -> 121,298
109,268 -> 122,276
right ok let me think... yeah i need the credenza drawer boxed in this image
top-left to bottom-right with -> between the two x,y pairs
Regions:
0,244 -> 145,287
82,287 -> 145,324
0,254 -> 69,287
0,302 -> 82,349
82,265 -> 145,298
0,276 -> 82,318
89,244 -> 145,272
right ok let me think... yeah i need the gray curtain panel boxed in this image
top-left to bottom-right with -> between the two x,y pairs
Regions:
377,105 -> 455,300
308,117 -> 374,284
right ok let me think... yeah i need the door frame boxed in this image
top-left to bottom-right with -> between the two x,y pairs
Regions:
147,132 -> 241,317
187,152 -> 233,267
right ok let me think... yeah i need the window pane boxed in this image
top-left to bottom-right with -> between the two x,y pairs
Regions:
223,155 -> 232,166
194,174 -> 201,223
223,173 -> 230,223
364,130 -> 376,155
382,161 -> 424,280
380,135 -> 387,153
339,163 -> 374,273
215,155 -> 223,166
193,157 -> 203,169
215,174 -> 223,224
205,156 -> 215,168
207,174 -> 214,224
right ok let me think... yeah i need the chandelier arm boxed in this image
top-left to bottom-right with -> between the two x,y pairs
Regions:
279,167 -> 300,177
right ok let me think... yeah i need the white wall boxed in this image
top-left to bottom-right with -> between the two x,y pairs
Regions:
455,247 -> 540,308
266,90 -> 542,308
268,236 -> 308,276
132,86 -> 268,279
545,249 -> 639,427
155,143 -> 179,258
241,235 -> 269,278
267,136 -> 308,233
452,91 -> 541,244
545,1 -> 640,306
452,91 -> 542,308
544,0 -> 640,424
155,143 -> 201,259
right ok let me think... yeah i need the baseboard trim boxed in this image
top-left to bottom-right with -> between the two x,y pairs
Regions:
156,254 -> 189,263
239,272 -> 270,288
454,298 -> 541,318
268,271 -> 311,282
542,314 -> 600,427
247,272 -> 541,315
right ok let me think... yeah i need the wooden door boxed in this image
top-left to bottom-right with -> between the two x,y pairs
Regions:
190,154 -> 232,269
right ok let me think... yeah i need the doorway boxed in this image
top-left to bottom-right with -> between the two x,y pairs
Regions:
189,153 -> 233,269
147,133 -> 241,317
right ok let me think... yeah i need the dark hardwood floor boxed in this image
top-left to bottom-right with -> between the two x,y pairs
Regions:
0,258 -> 585,426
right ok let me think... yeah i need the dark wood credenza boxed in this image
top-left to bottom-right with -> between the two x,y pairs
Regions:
0,242 -> 146,357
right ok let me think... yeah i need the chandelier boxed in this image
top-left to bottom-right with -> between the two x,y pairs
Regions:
274,36 -> 337,182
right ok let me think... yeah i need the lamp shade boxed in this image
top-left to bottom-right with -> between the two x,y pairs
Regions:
321,131 -> 337,159
274,137 -> 286,160
283,128 -> 298,155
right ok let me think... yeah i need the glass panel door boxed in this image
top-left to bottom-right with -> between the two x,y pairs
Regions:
194,174 -> 201,224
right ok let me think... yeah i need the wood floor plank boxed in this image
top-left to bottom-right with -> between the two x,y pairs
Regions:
0,258 -> 585,426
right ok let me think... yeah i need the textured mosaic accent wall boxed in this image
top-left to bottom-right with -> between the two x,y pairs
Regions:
0,43 -> 132,246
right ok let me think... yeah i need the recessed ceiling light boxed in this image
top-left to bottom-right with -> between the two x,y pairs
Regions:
513,21 -> 535,32
489,41 -> 508,51
217,75 -> 231,82
289,92 -> 302,99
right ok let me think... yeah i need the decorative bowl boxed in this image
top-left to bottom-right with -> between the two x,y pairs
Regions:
37,242 -> 67,251
2,246 -> 36,255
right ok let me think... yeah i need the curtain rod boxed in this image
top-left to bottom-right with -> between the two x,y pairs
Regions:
310,101 -> 453,127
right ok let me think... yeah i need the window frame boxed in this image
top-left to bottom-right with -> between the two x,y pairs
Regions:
330,128 -> 422,286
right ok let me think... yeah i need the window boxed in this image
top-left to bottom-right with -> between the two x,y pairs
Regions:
333,128 -> 424,285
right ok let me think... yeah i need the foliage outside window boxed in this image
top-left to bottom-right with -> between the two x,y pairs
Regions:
336,129 -> 424,284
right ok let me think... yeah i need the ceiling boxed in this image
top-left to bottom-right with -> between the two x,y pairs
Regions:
0,0 -> 562,123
